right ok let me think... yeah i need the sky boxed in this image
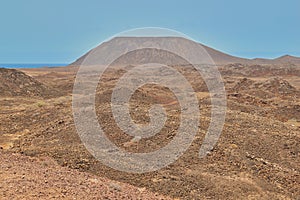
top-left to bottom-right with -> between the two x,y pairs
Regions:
0,0 -> 299,63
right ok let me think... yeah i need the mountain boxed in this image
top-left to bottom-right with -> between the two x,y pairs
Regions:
70,37 -> 300,66
278,55 -> 300,64
253,55 -> 300,65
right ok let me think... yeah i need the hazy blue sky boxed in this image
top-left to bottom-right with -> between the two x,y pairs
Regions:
0,0 -> 299,63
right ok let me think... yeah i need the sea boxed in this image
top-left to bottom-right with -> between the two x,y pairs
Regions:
0,63 -> 67,69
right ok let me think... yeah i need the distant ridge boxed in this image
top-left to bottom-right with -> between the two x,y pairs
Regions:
252,55 -> 300,65
70,37 -> 300,66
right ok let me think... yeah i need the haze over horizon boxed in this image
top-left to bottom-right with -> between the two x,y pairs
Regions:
0,0 -> 299,63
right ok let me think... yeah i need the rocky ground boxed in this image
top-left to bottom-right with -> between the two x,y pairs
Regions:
0,64 -> 299,199
0,150 -> 169,200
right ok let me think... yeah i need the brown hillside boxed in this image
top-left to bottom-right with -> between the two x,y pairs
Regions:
0,68 -> 60,98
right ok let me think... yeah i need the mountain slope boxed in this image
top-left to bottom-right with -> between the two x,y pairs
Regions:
70,37 -> 300,66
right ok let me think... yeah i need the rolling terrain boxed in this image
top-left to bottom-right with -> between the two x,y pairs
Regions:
0,40 -> 299,199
